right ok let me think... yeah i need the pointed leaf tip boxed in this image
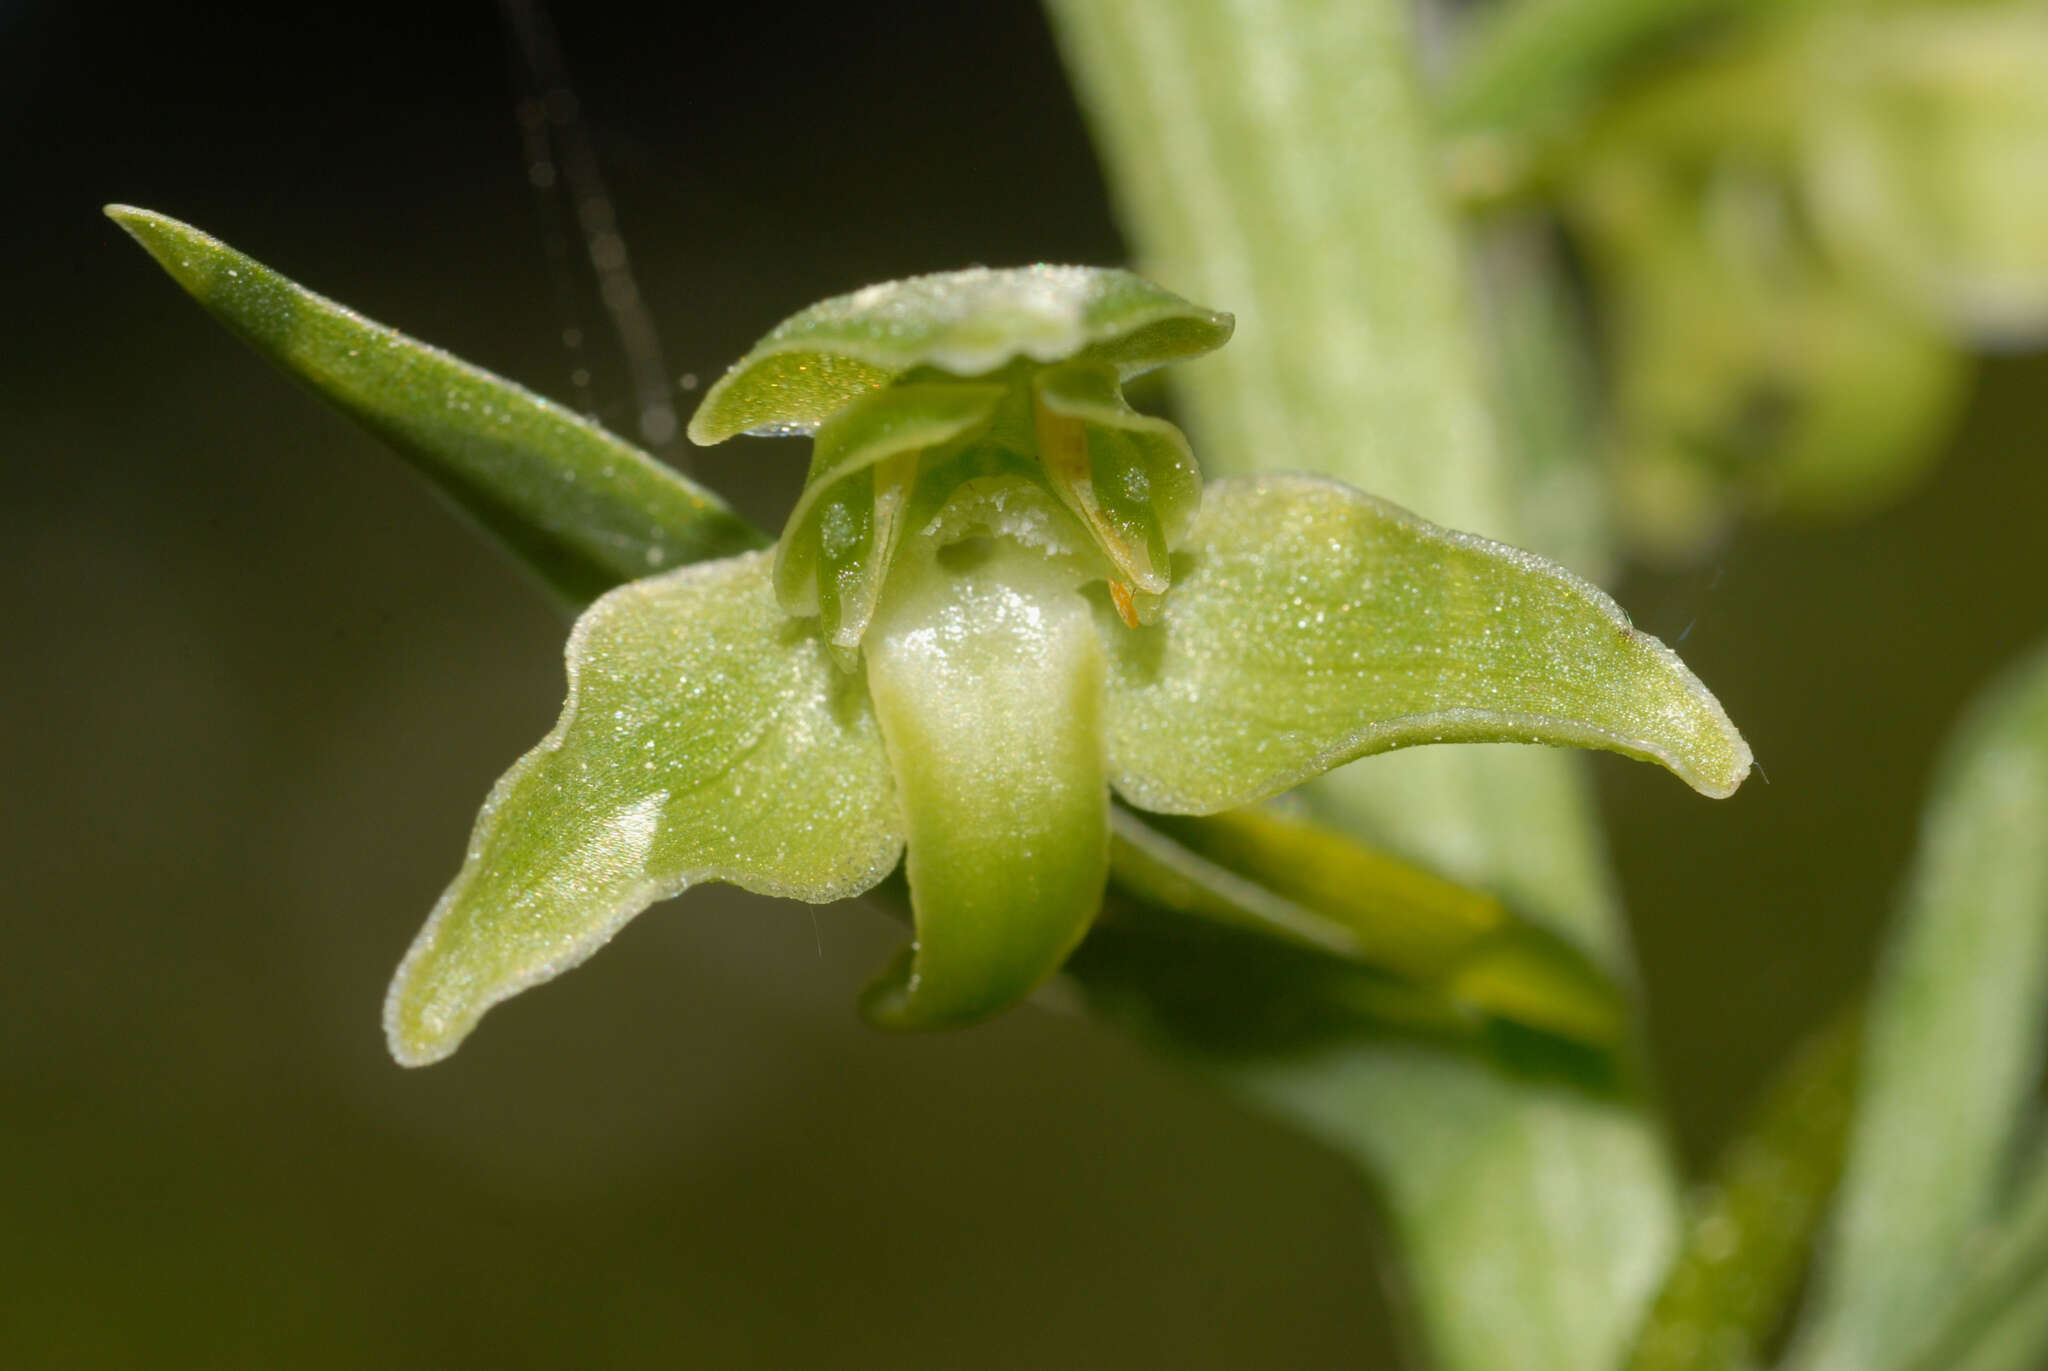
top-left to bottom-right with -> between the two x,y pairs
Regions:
106,204 -> 208,286
110,205 -> 766,609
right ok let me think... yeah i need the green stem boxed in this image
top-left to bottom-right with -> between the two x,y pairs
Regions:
1047,4 -> 1679,1368
1044,0 -> 1625,957
1047,0 -> 1512,537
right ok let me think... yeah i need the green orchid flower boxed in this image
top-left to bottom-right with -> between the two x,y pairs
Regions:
1569,120 -> 1965,555
382,266 -> 1751,1066
1803,1 -> 2048,344
1557,0 -> 2048,558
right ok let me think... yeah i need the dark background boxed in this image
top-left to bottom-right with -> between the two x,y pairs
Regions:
6,3 -> 2045,1365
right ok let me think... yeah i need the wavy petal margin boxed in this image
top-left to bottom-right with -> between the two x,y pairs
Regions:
385,551 -> 902,1065
687,266 -> 1232,443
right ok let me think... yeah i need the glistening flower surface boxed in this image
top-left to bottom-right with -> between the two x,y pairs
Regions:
384,267 -> 1752,1066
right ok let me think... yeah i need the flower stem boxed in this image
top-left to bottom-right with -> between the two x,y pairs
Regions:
1047,3 -> 1681,1366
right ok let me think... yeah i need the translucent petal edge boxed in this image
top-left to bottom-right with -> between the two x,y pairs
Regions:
689,285 -> 1230,444
1106,476 -> 1755,812
382,553 -> 905,1066
1112,704 -> 1749,819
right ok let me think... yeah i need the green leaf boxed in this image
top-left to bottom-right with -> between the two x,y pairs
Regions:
1625,1008 -> 1861,1371
1902,1141 -> 2048,1371
107,206 -> 764,610
1103,475 -> 1752,812
687,266 -> 1233,444
384,551 -> 901,1066
1787,641 -> 2048,1371
860,539 -> 1109,1028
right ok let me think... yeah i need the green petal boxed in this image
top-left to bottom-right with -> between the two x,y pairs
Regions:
106,206 -> 765,611
384,551 -> 901,1065
1104,475 -> 1752,812
1033,358 -> 1201,601
687,267 -> 1233,443
774,381 -> 1006,646
860,541 -> 1110,1028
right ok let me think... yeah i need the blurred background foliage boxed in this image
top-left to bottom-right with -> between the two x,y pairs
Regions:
1521,0 -> 2048,558
5,1 -> 2048,1366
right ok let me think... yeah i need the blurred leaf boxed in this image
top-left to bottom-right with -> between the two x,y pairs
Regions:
1591,170 -> 1966,557
1788,641 -> 2048,1371
1539,1 -> 2048,559
384,551 -> 902,1066
1440,0 -> 1755,139
1104,475 -> 1754,809
1902,1140 -> 2048,1371
1625,1008 -> 1861,1371
1045,2 -> 1516,538
108,206 -> 764,610
1241,1044 -> 1675,1371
